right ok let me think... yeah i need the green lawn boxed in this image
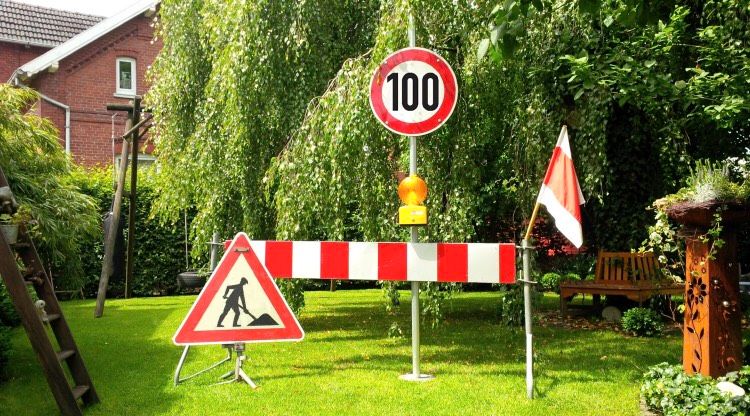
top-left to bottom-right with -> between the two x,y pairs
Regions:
0,290 -> 681,415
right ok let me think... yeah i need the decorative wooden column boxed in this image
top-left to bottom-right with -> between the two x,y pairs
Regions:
667,202 -> 748,377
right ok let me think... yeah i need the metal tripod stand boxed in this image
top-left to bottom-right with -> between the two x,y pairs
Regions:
173,343 -> 233,386
216,343 -> 257,389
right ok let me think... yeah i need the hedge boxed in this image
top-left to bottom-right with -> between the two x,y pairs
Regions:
68,167 -> 198,297
0,284 -> 18,382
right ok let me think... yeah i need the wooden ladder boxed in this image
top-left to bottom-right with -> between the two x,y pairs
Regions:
0,171 -> 98,415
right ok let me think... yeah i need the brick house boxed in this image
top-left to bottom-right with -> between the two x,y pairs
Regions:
3,0 -> 161,166
0,1 -> 102,81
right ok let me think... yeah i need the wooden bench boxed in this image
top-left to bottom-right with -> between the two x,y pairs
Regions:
559,251 -> 683,317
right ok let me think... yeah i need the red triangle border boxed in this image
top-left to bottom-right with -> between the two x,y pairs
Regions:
173,232 -> 304,345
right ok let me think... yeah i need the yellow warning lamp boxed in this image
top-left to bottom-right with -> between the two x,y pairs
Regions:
398,174 -> 428,226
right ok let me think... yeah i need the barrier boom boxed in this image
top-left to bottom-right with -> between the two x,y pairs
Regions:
224,241 -> 516,284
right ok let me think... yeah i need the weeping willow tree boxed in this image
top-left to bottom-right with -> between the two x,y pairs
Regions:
148,0 -> 380,241
268,1 -> 616,322
150,0 -> 617,321
150,0 -> 745,322
148,0 -> 381,310
270,0 -> 634,246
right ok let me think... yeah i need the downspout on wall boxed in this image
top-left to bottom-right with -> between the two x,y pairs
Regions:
38,93 -> 71,155
11,71 -> 72,156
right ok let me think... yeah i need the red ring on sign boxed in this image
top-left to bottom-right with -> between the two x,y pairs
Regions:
369,47 -> 458,136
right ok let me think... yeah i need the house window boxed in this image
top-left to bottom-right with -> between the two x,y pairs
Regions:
116,57 -> 136,96
114,154 -> 157,173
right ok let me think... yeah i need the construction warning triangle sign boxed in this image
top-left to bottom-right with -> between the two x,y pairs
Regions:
173,232 -> 304,345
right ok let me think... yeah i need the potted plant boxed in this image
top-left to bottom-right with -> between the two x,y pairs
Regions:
0,206 -> 30,245
177,269 -> 208,290
0,213 -> 18,244
656,160 -> 750,226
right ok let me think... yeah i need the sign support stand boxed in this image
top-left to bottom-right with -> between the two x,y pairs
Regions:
173,344 -> 233,386
399,14 -> 434,383
173,232 -> 232,386
521,203 -> 540,399
520,238 -> 535,399
216,343 -> 257,389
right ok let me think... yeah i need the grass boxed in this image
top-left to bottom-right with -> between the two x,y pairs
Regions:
0,289 -> 682,415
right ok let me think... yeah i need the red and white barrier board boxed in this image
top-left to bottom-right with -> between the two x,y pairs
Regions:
225,241 -> 516,284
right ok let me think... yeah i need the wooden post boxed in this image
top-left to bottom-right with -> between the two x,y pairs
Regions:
124,97 -> 142,299
667,202 -> 747,377
95,120 -> 132,318
682,227 -> 742,376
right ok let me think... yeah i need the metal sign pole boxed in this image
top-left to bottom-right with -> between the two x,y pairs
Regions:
521,238 -> 534,398
399,14 -> 433,383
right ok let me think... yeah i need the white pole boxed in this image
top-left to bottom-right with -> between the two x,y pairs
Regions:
400,13 -> 432,383
522,238 -> 534,398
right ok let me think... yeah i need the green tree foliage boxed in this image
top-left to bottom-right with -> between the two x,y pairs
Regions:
481,0 -> 749,249
150,0 -> 748,320
148,0 -> 380,244
69,167 -> 201,297
149,0 -> 380,314
0,85 -> 98,280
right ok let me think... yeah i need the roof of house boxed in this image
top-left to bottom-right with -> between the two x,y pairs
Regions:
0,1 -> 103,48
9,0 -> 159,84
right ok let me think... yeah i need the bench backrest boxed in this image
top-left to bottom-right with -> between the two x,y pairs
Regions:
595,251 -> 661,282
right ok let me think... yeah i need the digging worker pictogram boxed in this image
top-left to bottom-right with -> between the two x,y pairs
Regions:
217,277 -> 253,327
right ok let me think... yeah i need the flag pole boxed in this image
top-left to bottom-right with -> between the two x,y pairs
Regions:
524,202 -> 541,241
521,125 -> 583,399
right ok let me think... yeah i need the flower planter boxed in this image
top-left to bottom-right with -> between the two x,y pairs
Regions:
177,271 -> 206,289
665,200 -> 750,228
0,223 -> 18,244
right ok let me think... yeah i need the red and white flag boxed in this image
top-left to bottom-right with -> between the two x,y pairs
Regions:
536,126 -> 585,248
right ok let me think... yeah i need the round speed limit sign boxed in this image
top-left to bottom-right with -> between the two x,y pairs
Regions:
369,47 -> 458,136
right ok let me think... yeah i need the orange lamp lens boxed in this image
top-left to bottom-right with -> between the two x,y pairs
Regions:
398,175 -> 427,205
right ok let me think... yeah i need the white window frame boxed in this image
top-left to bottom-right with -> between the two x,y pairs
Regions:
114,153 -> 156,171
115,57 -> 136,96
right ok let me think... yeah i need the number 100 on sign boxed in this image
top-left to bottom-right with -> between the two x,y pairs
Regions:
370,47 -> 458,136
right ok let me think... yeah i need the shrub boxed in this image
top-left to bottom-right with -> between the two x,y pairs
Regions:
0,280 -> 30,383
642,363 -> 750,415
129,174 -> 198,297
563,272 -> 581,282
498,283 -> 539,327
0,325 -> 10,381
621,307 -> 663,337
69,168 -> 197,297
541,254 -> 596,281
0,85 -> 99,285
539,272 -> 562,293
0,283 -> 19,327
277,279 -> 305,315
